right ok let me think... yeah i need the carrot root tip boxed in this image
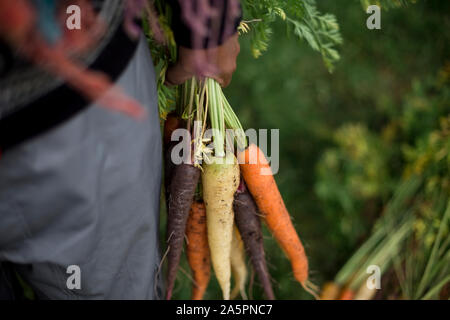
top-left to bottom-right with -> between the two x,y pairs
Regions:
302,280 -> 320,300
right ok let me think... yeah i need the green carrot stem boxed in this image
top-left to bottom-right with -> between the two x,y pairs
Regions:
335,177 -> 422,286
222,92 -> 247,150
416,199 -> 450,298
350,215 -> 414,289
186,77 -> 196,132
207,78 -> 225,157
335,225 -> 386,285
420,274 -> 450,300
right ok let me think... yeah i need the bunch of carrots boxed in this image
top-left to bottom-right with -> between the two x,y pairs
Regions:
142,0 -> 328,301
162,78 -> 317,300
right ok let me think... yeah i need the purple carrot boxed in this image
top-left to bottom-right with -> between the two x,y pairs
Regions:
166,163 -> 200,300
163,113 -> 185,202
233,180 -> 275,300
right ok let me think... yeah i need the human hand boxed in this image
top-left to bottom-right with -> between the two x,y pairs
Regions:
165,33 -> 240,88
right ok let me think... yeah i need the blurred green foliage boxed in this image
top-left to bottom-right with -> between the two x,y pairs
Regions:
241,0 -> 342,71
167,0 -> 449,299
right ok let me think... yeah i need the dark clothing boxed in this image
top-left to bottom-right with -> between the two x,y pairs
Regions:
169,0 -> 242,49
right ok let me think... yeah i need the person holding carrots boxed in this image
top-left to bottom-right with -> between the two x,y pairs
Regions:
0,0 -> 241,300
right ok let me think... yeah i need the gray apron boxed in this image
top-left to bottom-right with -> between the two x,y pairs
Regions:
0,35 -> 163,299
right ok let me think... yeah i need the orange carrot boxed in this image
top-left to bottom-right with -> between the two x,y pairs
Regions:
320,282 -> 341,300
338,287 -> 354,300
237,143 -> 316,297
186,201 -> 211,300
164,112 -> 184,145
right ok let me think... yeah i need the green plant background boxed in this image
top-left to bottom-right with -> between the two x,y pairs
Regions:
163,0 -> 450,300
